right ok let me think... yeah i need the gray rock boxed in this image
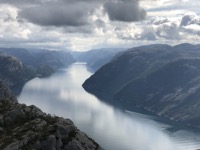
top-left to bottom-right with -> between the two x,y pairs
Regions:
0,82 -> 103,150
56,138 -> 63,149
4,141 -> 23,150
56,125 -> 74,139
33,119 -> 47,131
0,81 -> 17,102
40,135 -> 56,150
4,109 -> 26,125
0,115 -> 4,126
0,127 -> 4,134
64,140 -> 83,150
32,141 -> 41,150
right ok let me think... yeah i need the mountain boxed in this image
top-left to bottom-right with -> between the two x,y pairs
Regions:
0,48 -> 34,66
83,43 -> 200,127
0,54 -> 56,95
0,81 -> 17,102
0,80 -> 102,150
0,48 -> 75,69
0,48 -> 75,95
0,54 -> 36,93
71,48 -> 125,71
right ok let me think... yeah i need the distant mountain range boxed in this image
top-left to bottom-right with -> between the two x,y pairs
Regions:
83,43 -> 200,128
70,48 -> 126,71
0,48 -> 75,69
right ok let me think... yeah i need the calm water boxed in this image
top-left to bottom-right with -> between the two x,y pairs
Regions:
18,63 -> 200,150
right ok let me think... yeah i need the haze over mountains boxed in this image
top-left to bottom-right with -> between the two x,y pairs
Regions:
83,43 -> 200,128
70,48 -> 125,71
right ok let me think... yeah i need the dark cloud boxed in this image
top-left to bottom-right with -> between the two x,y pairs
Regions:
180,14 -> 200,26
0,0 -> 42,7
62,25 -> 94,34
0,0 -> 146,27
104,0 -> 146,22
180,15 -> 194,26
19,4 -> 91,27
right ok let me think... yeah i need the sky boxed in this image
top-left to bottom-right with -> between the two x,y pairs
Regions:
0,0 -> 199,51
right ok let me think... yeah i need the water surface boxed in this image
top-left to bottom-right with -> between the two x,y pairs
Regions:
18,63 -> 200,150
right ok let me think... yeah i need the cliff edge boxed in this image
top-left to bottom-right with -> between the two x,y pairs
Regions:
0,81 -> 102,150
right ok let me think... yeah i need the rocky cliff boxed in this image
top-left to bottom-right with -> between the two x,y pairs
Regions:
0,54 -> 35,91
83,43 -> 200,128
0,81 -> 102,150
0,54 -> 55,95
0,48 -> 76,95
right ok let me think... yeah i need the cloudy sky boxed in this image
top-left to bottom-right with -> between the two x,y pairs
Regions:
0,0 -> 199,51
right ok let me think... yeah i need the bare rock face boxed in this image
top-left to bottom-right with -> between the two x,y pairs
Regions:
0,81 -> 17,102
0,55 -> 23,73
0,79 -> 103,150
0,54 -> 35,95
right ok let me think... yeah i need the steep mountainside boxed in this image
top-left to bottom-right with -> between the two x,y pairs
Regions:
83,43 -> 200,127
71,48 -> 125,71
0,54 -> 55,95
0,81 -> 102,150
0,48 -> 75,95
0,55 -> 36,91
0,81 -> 16,102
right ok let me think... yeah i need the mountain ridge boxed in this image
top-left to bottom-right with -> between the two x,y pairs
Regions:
83,43 -> 200,128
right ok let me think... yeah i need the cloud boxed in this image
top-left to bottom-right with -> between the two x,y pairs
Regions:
139,27 -> 157,40
143,14 -> 200,41
0,0 -> 199,51
0,0 -> 42,7
104,0 -> 146,22
180,14 -> 200,26
113,13 -> 200,42
0,0 -> 147,27
19,4 -> 91,27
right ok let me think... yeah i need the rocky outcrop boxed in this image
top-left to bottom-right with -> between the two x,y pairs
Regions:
83,43 -> 200,128
0,78 -> 102,150
0,55 -> 23,72
0,55 -> 35,90
0,81 -> 16,102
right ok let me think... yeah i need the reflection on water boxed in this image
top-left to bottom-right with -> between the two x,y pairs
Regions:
18,63 -> 200,150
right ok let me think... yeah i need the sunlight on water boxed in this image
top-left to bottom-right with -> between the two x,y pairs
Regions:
18,63 -> 200,150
